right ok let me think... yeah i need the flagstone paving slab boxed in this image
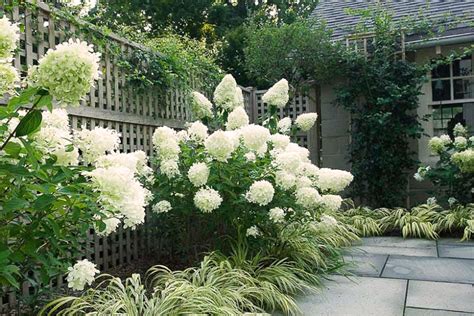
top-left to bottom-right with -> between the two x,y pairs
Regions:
348,245 -> 437,257
358,237 -> 436,248
438,245 -> 474,259
295,275 -> 406,316
437,239 -> 474,247
382,255 -> 474,284
343,253 -> 388,277
406,280 -> 474,313
404,307 -> 474,316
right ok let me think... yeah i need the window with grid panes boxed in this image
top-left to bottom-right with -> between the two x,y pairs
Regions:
430,54 -> 473,135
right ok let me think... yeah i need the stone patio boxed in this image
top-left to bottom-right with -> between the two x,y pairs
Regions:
295,237 -> 474,316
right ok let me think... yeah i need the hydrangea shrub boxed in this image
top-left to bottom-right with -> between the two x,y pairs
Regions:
415,123 -> 474,204
0,17 -> 150,297
150,74 -> 352,254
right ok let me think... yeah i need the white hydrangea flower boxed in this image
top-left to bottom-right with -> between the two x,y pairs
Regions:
295,187 -> 321,209
188,162 -> 210,187
66,259 -> 99,291
451,148 -> 474,173
246,225 -> 260,237
453,123 -> 467,137
28,39 -> 101,106
269,207 -> 286,223
428,135 -> 451,153
153,200 -> 172,214
413,172 -> 423,182
269,133 -> 290,150
320,194 -> 343,211
295,113 -> 318,132
75,127 -> 120,164
187,121 -> 208,142
226,107 -> 249,130
426,197 -> 437,205
95,152 -> 140,174
262,79 -> 289,108
275,170 -> 296,190
296,162 -> 319,181
277,117 -> 292,135
0,17 -> 19,58
285,143 -> 310,161
245,152 -> 256,162
205,130 -> 235,162
153,126 -> 180,160
448,197 -> 458,206
213,74 -> 239,111
190,91 -> 213,119
454,136 -> 467,149
240,124 -> 270,151
225,130 -> 242,150
245,180 -> 274,206
315,168 -> 353,194
274,151 -> 302,172
194,187 -> 222,213
84,166 -> 149,229
176,130 -> 189,142
235,87 -> 245,108
296,176 -> 312,189
160,159 -> 180,179
320,214 -> 338,227
33,109 -> 79,166
0,62 -> 19,95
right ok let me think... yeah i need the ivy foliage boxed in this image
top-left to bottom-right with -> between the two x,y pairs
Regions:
335,9 -> 428,208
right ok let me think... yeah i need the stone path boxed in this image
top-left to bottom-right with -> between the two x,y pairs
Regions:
296,237 -> 474,316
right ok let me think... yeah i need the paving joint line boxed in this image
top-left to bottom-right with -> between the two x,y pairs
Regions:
379,254 -> 390,277
402,279 -> 409,316
375,275 -> 474,286
406,305 -> 474,314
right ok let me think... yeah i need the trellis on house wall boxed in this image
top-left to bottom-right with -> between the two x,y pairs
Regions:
0,1 -> 193,310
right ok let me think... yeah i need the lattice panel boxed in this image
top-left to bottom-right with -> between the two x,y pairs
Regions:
0,3 -> 192,312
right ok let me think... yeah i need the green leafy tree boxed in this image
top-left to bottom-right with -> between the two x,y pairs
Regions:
244,19 -> 339,88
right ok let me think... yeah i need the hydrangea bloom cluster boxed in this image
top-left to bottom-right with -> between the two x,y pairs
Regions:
194,187 -> 223,213
75,127 -> 121,164
28,39 -> 101,106
0,62 -> 19,96
0,17 -> 19,58
187,121 -> 208,142
205,130 -> 236,162
240,124 -> 270,152
85,166 -> 150,231
34,109 -> 79,166
315,168 -> 354,194
226,107 -> 249,130
262,79 -> 289,108
320,194 -> 343,212
428,135 -> 451,153
295,113 -> 318,132
190,91 -> 213,119
213,74 -> 241,111
188,162 -> 210,187
277,117 -> 292,135
246,180 -> 275,206
153,200 -> 172,214
451,149 -> 474,173
269,207 -> 286,223
66,259 -> 99,291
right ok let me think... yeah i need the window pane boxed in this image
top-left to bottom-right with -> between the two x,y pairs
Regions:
453,78 -> 474,99
453,55 -> 472,77
432,63 -> 450,78
432,104 -> 464,136
432,79 -> 451,101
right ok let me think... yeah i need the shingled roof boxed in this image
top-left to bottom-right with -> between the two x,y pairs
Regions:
311,0 -> 474,41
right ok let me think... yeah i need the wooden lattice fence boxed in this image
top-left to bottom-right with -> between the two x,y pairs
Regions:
0,2 -> 320,312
